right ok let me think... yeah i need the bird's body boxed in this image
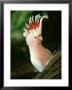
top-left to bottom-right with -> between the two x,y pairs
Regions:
30,46 -> 53,72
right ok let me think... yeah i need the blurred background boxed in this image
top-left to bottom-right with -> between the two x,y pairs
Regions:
11,11 -> 61,79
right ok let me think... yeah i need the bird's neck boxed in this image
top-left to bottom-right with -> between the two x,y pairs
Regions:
29,43 -> 42,51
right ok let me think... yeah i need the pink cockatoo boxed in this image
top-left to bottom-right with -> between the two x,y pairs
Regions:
23,14 -> 53,72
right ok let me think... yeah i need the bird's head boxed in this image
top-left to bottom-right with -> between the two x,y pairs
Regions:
23,14 -> 48,46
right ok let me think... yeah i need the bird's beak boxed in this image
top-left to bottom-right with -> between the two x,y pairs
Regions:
38,36 -> 43,41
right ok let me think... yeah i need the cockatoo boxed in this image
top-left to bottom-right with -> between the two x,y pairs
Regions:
23,14 -> 53,72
